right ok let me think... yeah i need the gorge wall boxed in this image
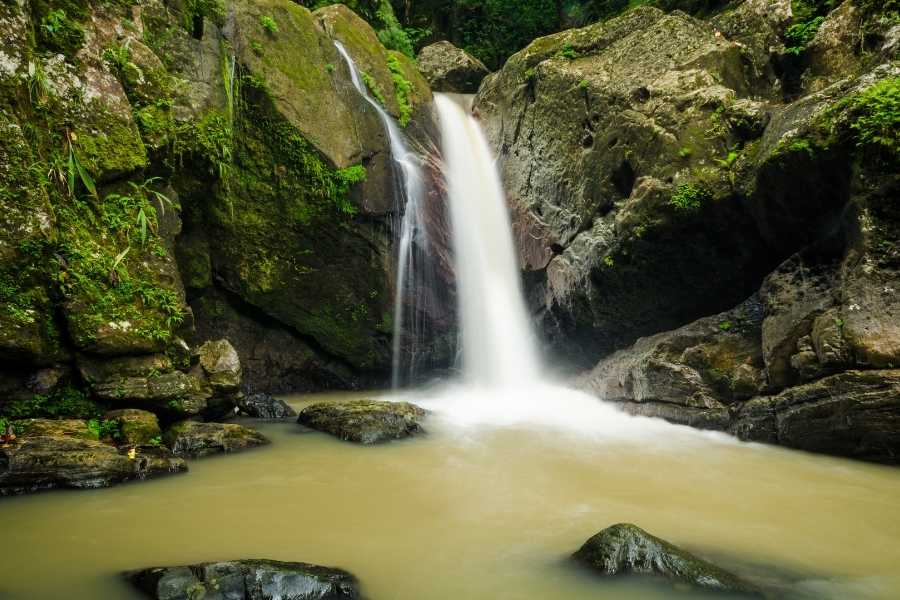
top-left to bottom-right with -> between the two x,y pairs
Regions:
474,0 -> 900,462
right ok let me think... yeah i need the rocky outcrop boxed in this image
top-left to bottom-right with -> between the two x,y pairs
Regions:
0,419 -> 185,496
582,295 -> 766,430
417,41 -> 490,92
238,393 -> 297,419
573,523 -> 761,596
732,370 -> 900,462
127,559 -> 361,600
297,399 -> 426,444
475,2 -> 897,373
103,409 -> 162,446
163,421 -> 269,458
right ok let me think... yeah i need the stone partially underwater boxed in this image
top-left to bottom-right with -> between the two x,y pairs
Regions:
127,559 -> 361,600
297,400 -> 426,444
573,524 -> 762,596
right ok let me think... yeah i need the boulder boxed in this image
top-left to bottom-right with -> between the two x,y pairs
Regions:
238,393 -> 297,419
197,339 -> 242,391
127,559 -> 361,600
732,370 -> 900,463
297,399 -> 426,444
573,523 -> 761,596
0,419 -> 185,496
581,295 -> 765,430
417,41 -> 490,93
163,421 -> 269,458
103,409 -> 162,446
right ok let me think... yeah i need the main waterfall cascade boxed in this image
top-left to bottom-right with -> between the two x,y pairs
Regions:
333,42 -> 438,387
433,94 -> 542,385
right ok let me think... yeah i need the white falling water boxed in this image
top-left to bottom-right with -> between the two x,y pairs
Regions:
401,93 -> 734,446
434,93 -> 541,386
333,42 -> 431,387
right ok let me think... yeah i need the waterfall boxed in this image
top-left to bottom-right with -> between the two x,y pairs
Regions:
433,93 -> 541,386
332,42 -> 433,388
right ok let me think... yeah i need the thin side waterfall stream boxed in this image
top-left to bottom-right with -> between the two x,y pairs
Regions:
333,42 -> 431,388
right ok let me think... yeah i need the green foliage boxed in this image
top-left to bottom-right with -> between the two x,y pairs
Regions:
102,178 -> 175,246
38,8 -> 85,56
361,71 -> 387,107
453,0 -> 559,70
185,0 -> 225,29
148,435 -> 163,447
602,255 -> 615,268
669,183 -> 712,211
556,43 -> 580,60
678,146 -> 693,159
87,418 -> 122,441
386,54 -> 413,126
845,77 -> 900,159
784,16 -> 824,55
304,0 -> 415,57
1,387 -> 102,420
259,15 -> 279,34
718,320 -> 733,332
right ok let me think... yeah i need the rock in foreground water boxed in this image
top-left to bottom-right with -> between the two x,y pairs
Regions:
574,524 -> 761,596
298,400 -> 426,444
239,393 -> 297,419
127,559 -> 360,600
163,421 -> 269,458
0,420 -> 186,496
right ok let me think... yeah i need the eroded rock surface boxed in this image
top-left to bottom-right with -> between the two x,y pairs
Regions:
163,421 -> 269,458
0,419 -> 185,496
417,40 -> 490,92
127,559 -> 361,600
298,399 -> 426,444
574,523 -> 761,596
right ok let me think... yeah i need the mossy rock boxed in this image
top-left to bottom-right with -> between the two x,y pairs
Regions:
297,399 -> 426,444
103,409 -> 162,446
574,523 -> 761,596
163,420 -> 270,458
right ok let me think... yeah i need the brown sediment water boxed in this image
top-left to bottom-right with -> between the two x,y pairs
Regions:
1,390 -> 899,599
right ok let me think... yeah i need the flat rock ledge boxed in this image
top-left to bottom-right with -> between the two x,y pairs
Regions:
238,392 -> 298,419
0,419 -> 186,496
297,400 -> 426,444
163,421 -> 270,458
573,524 -> 761,596
127,559 -> 361,600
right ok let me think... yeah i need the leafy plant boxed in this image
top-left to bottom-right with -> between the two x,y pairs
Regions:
784,16 -> 824,55
556,43 -> 580,60
361,71 -> 387,107
678,146 -> 693,159
718,320 -> 733,332
1,387 -> 102,421
846,77 -> 900,157
669,183 -> 711,211
148,435 -> 163,447
87,419 -> 122,441
259,15 -> 278,34
66,135 -> 97,199
386,54 -> 413,126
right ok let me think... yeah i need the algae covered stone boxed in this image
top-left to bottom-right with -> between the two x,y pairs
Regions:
103,409 -> 162,446
0,419 -> 186,496
297,399 -> 426,444
574,523 -> 761,595
127,558 -> 361,600
163,421 -> 269,458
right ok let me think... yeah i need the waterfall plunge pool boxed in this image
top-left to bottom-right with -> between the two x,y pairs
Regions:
1,389 -> 900,599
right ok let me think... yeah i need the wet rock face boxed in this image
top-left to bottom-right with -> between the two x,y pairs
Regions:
127,559 -> 361,600
573,523 -> 761,596
239,393 -> 297,419
581,295 -> 765,430
0,419 -> 185,496
163,421 -> 269,458
732,370 -> 900,463
297,400 -> 426,444
104,409 -> 162,446
417,41 -> 490,93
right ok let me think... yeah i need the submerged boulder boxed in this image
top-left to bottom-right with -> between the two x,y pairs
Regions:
574,523 -> 761,596
0,419 -> 185,496
127,559 -> 361,600
239,392 -> 297,419
297,399 -> 426,444
163,421 -> 269,458
417,41 -> 490,93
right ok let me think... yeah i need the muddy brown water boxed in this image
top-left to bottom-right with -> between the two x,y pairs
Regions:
1,390 -> 899,599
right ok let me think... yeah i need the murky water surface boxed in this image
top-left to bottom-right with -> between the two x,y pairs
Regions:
1,390 -> 900,599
